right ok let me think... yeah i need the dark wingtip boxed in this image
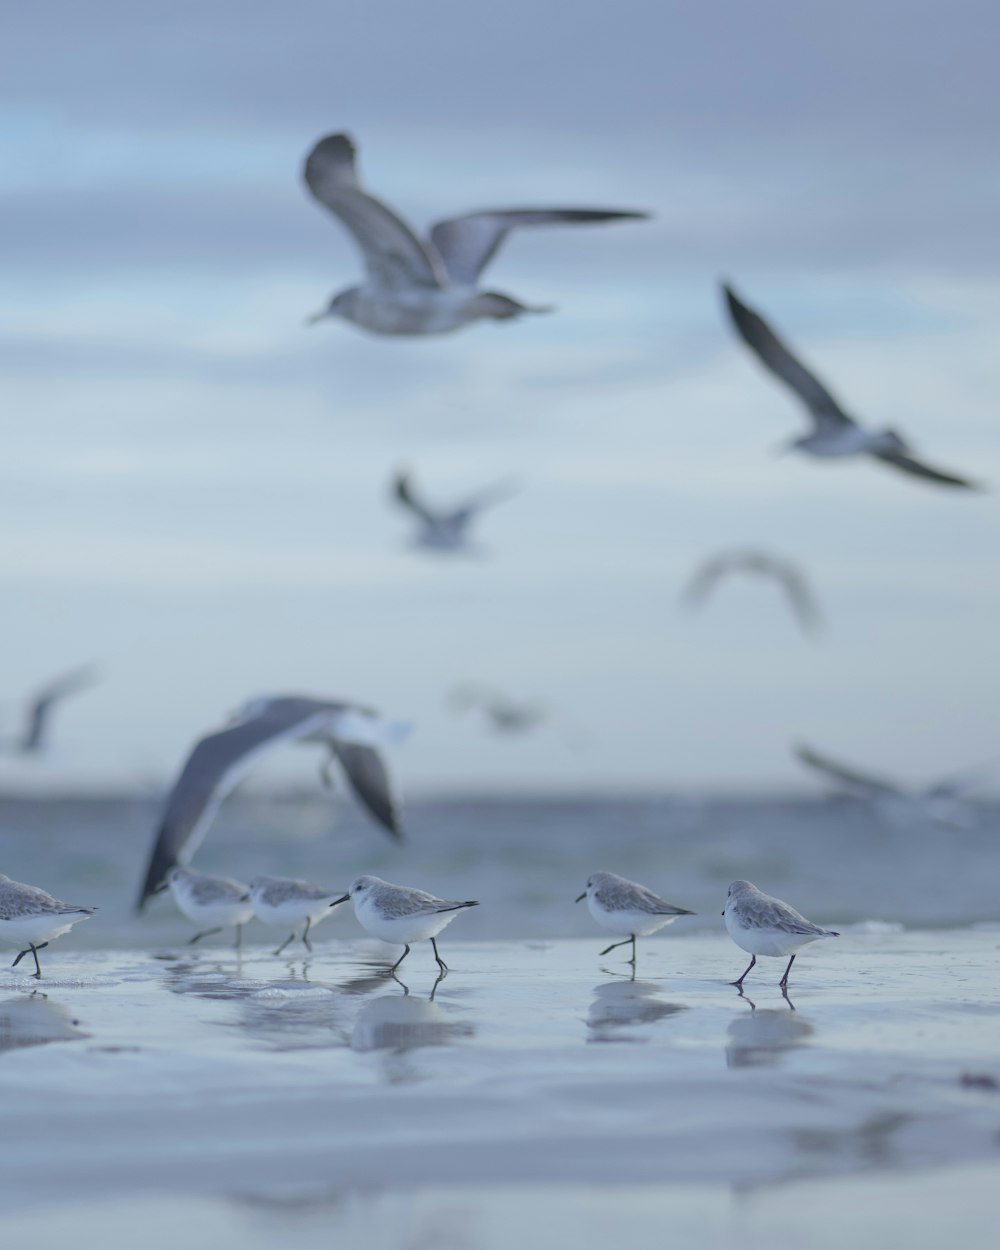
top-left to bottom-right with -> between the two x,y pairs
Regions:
465,900 -> 480,907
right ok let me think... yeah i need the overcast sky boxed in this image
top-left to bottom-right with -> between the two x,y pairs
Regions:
1,2 -> 998,793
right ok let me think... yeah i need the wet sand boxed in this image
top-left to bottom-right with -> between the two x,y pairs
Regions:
1,929 -> 998,1248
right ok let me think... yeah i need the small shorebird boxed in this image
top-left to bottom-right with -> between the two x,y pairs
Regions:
0,875 -> 96,979
681,548 -> 823,636
576,871 -> 694,964
723,283 -> 981,489
135,694 -> 408,910
164,867 -> 254,948
249,876 -> 349,956
723,879 -> 839,991
391,468 -> 516,553
336,875 -> 479,974
303,132 -> 649,337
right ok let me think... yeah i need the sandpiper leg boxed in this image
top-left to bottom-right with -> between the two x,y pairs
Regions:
778,954 -> 796,989
390,944 -> 411,973
430,937 -> 448,974
274,931 -> 296,956
730,954 -> 756,987
599,936 -> 636,959
302,917 -> 313,952
234,924 -> 243,951
12,942 -> 48,978
189,927 -> 223,945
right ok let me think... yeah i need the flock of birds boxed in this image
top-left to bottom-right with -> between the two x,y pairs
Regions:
1,129 -> 988,988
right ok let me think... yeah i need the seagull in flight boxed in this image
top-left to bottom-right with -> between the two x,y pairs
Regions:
448,684 -> 547,735
794,741 -> 989,828
4,665 -> 100,755
303,132 -> 649,337
723,284 -> 982,489
681,548 -> 823,636
392,468 -> 516,552
136,695 -> 409,910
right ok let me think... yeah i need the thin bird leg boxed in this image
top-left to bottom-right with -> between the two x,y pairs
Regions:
599,935 -> 636,958
778,954 -> 796,989
12,941 -> 48,972
730,954 -> 757,987
390,944 -> 411,973
234,924 -> 243,951
188,927 -> 224,945
430,937 -> 448,974
302,917 -> 313,952
274,931 -> 297,956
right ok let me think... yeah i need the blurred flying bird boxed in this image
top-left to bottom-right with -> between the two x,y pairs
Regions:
794,741 -> 990,828
681,548 -> 823,636
391,468 -> 516,552
303,132 -> 649,336
448,684 -> 548,734
4,665 -> 100,755
136,695 -> 409,910
724,284 -> 982,489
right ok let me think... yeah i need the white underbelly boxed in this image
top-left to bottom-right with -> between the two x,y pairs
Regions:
0,913 -> 88,947
174,896 -> 254,928
252,899 -> 336,929
355,905 -> 460,944
588,901 -> 676,938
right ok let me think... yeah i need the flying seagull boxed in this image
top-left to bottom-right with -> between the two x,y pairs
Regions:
723,284 -> 981,489
681,548 -> 823,636
303,132 -> 649,336
6,665 -> 100,754
794,741 -> 989,828
448,684 -> 547,734
136,695 -> 408,911
392,468 -> 516,552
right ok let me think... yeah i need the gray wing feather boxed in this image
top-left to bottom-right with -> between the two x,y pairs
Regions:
747,896 -> 831,936
136,706 -> 330,909
724,284 -> 854,432
795,742 -> 900,797
429,209 -> 648,285
392,470 -> 438,524
329,741 -> 403,839
872,448 -> 980,489
303,134 -> 445,291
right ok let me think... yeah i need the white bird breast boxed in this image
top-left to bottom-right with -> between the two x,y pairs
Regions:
0,913 -> 89,947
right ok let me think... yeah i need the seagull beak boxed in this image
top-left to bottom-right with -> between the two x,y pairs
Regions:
305,311 -> 327,326
151,881 -> 170,896
330,893 -> 351,907
575,892 -> 586,903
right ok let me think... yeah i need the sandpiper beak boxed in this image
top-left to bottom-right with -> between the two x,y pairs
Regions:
330,893 -> 351,907
575,892 -> 586,903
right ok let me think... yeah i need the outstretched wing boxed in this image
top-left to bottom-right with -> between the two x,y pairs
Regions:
135,704 -> 330,910
723,284 -> 854,433
303,133 -> 445,291
448,479 -> 518,526
328,741 -> 403,839
21,664 -> 100,752
680,554 -> 735,608
794,742 -> 900,798
391,470 -> 438,524
429,208 -> 648,286
872,447 -> 981,490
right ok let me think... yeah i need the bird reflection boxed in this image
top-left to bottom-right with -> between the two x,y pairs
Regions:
725,994 -> 814,1068
0,993 -> 88,1053
586,978 -> 687,1042
350,982 -> 474,1054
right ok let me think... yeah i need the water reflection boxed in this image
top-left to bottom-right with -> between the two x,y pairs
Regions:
0,994 -> 88,1053
351,983 -> 475,1055
586,979 -> 687,1042
161,961 -> 348,1052
725,995 -> 814,1069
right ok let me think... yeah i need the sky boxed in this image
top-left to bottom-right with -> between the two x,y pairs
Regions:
1,1 -> 998,793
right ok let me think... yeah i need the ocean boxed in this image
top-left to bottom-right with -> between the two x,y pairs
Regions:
2,790 -> 996,949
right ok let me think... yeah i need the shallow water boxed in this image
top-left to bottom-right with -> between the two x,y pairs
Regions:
0,932 -> 997,1247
